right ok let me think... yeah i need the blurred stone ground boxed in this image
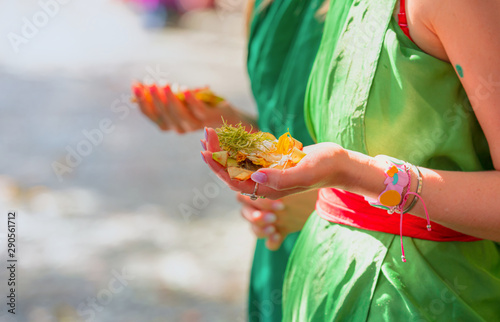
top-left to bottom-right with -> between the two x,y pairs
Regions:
0,1 -> 257,321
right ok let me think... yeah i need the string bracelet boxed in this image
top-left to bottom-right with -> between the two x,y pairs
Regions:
402,165 -> 422,214
365,155 -> 431,262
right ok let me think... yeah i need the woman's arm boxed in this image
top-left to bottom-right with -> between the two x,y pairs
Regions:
340,152 -> 500,242
394,0 -> 500,239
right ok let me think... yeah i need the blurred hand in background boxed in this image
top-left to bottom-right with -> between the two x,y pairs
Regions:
237,190 -> 318,250
133,83 -> 255,133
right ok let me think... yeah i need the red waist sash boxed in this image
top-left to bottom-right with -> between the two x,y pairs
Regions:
316,188 -> 480,242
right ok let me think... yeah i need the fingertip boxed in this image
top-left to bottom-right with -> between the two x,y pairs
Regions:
206,127 -> 219,139
266,233 -> 282,251
164,84 -> 172,95
251,171 -> 268,184
270,233 -> 281,242
251,225 -> 267,239
252,210 -> 261,220
133,86 -> 142,98
205,128 -> 222,152
174,127 -> 185,134
201,150 -> 212,161
263,212 -> 277,223
272,201 -> 285,211
263,225 -> 276,235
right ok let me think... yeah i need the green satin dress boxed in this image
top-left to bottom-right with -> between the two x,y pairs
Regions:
246,0 -> 324,321
283,0 -> 500,320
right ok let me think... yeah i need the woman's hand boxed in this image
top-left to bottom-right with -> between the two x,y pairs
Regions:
238,190 -> 318,250
200,127 -> 348,200
133,84 -> 251,134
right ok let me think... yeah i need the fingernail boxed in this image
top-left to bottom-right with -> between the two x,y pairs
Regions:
200,140 -> 206,151
252,211 -> 261,219
270,233 -> 281,242
204,127 -> 208,141
272,202 -> 285,211
149,85 -> 158,94
251,172 -> 267,184
264,226 -> 275,235
184,90 -> 192,98
263,213 -> 277,223
133,87 -> 142,97
201,152 -> 206,163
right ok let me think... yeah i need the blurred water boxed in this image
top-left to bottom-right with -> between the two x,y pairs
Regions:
0,1 -> 255,321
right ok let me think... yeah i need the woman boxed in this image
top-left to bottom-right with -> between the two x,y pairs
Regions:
134,1 -> 325,320
202,0 -> 500,320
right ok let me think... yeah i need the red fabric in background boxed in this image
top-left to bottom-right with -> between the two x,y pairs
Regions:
316,188 -> 481,242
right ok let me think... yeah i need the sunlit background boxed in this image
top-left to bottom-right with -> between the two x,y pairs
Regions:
0,0 -> 256,321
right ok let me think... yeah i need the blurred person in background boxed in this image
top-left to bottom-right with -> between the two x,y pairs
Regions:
133,0 -> 326,320
124,0 -> 215,27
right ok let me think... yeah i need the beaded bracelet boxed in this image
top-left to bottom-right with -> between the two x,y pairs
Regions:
365,156 -> 411,213
366,155 -> 431,262
402,165 -> 422,214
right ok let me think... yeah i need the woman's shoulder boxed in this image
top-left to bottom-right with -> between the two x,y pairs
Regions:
405,0 -> 500,62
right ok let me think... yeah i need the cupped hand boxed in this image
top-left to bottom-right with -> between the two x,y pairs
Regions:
237,189 -> 317,250
200,127 -> 348,200
133,84 -> 238,134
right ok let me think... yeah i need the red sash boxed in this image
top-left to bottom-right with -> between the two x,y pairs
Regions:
316,188 -> 481,242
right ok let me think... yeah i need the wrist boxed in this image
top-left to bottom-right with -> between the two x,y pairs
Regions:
401,165 -> 420,213
334,150 -> 387,199
317,145 -> 353,190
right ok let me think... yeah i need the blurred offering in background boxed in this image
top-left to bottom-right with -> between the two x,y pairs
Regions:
0,0 -> 255,321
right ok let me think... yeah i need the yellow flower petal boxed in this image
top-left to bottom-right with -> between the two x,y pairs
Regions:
276,132 -> 294,155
